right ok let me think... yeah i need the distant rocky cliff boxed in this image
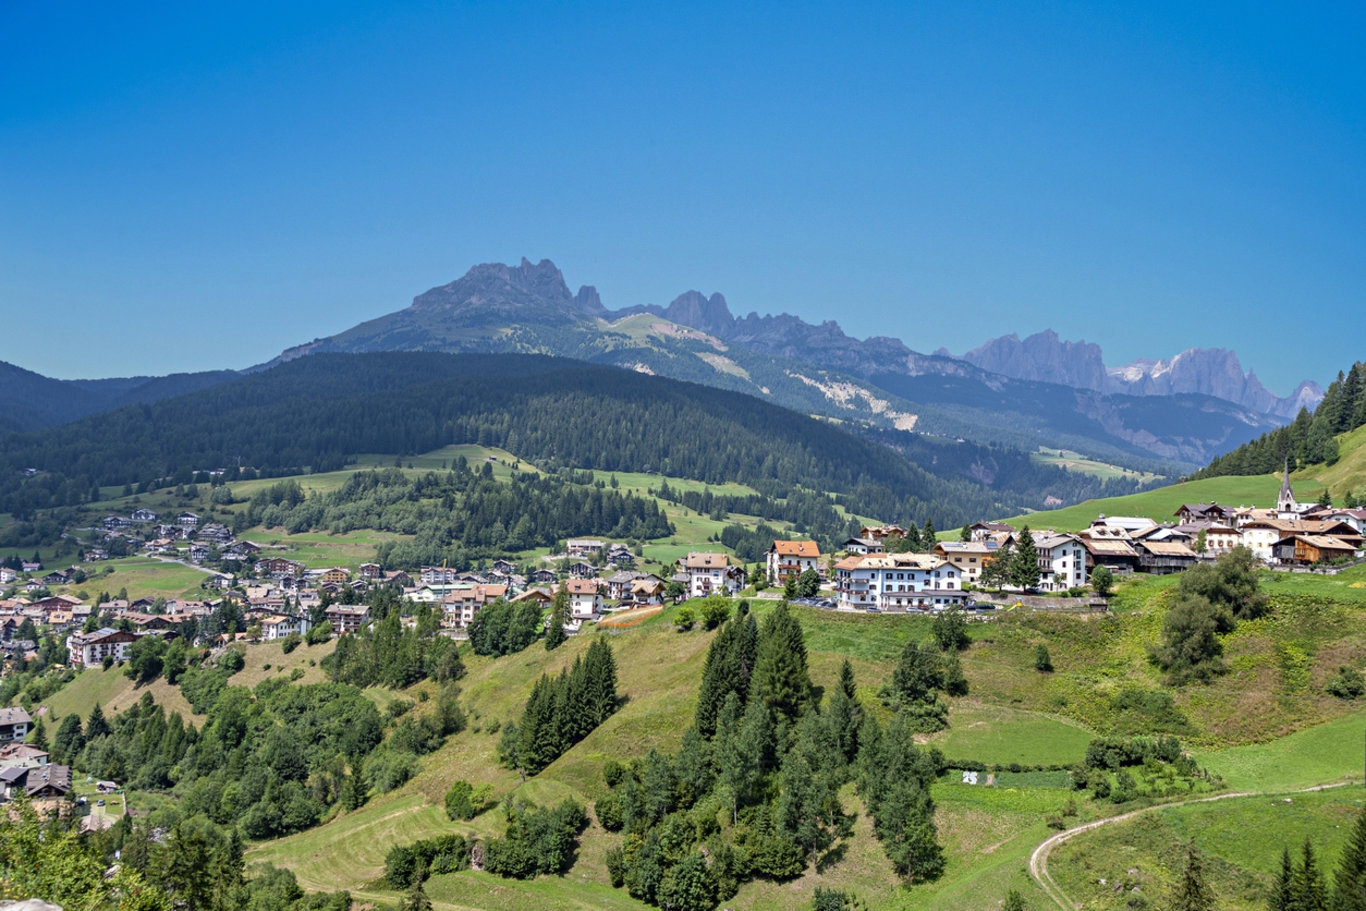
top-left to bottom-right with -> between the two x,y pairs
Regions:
957,330 -> 1321,420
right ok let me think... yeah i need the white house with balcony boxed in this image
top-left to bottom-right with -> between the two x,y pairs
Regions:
833,553 -> 965,612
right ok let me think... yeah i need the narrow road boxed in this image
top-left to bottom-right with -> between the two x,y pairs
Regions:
1029,781 -> 1353,909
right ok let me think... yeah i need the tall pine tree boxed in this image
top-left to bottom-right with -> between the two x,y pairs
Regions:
752,602 -> 811,727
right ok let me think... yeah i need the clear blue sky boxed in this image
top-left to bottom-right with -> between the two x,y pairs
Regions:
3,1 -> 1362,393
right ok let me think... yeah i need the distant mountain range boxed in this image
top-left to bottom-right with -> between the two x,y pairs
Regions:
952,330 -> 1321,420
0,258 -> 1318,478
270,258 -> 1306,471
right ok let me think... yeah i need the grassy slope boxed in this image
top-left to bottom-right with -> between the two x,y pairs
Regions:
1031,447 -> 1162,483
38,638 -> 336,725
246,573 -> 1366,910
1050,788 -> 1366,911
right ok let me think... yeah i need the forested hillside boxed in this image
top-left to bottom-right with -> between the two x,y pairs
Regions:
0,353 -> 1121,529
1195,360 -> 1366,478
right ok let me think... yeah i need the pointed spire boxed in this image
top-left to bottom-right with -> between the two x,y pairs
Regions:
1278,457 -> 1297,514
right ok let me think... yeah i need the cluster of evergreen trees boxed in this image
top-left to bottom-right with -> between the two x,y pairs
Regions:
54,651 -> 469,845
329,606 -> 466,689
1269,808 -> 1366,911
54,680 -> 385,840
592,603 -> 945,910
498,639 -> 619,776
1195,360 -> 1366,479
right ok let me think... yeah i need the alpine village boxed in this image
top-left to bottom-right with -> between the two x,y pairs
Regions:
0,265 -> 1364,911
5,7 -> 1366,910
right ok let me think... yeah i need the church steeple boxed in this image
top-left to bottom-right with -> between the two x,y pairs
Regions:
1277,457 -> 1298,515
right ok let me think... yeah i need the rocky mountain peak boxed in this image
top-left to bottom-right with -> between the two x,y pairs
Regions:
663,291 -> 734,337
961,330 -> 1108,391
406,257 -> 606,320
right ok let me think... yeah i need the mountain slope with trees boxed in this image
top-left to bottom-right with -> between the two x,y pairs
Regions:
0,352 -> 1139,530
270,258 -> 1284,471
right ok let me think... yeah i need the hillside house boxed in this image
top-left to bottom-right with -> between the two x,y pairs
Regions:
766,540 -> 821,585
0,763 -> 72,801
323,605 -> 369,635
177,512 -> 200,528
934,540 -> 1000,583
841,536 -> 884,555
1089,515 -> 1157,536
1323,509 -> 1366,536
420,566 -> 462,585
316,567 -> 351,586
514,588 -> 556,607
1033,533 -> 1089,591
256,557 -> 305,579
833,553 -> 965,612
260,614 -> 310,640
528,569 -> 557,586
1079,537 -> 1142,574
629,577 -> 665,605
567,561 -> 596,579
0,743 -> 49,769
359,562 -> 383,580
131,508 -> 158,523
441,584 -> 508,628
0,708 -> 31,743
566,579 -> 603,622
0,568 -> 14,585
859,525 -> 906,542
67,628 -> 140,667
969,521 -> 1016,542
1174,502 -> 1231,523
1242,519 -> 1364,562
1271,534 -> 1360,566
681,553 -> 743,598
605,571 -> 644,602
1135,540 -> 1199,574
566,539 -> 605,556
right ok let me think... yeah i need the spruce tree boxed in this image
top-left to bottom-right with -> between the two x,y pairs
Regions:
86,703 -> 110,740
1273,846 -> 1295,911
584,638 -> 619,727
544,585 -> 567,651
695,621 -> 739,737
29,718 -> 47,751
1297,838 -> 1329,911
1333,809 -> 1366,910
839,658 -> 857,701
752,601 -> 812,727
1010,527 -> 1041,591
1171,841 -> 1216,911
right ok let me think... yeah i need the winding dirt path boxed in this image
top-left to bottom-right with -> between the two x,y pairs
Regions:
1029,782 -> 1353,909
